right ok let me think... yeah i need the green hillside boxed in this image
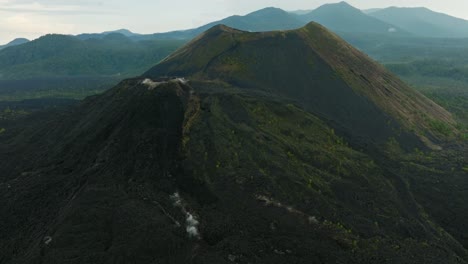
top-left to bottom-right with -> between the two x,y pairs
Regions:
0,34 -> 185,79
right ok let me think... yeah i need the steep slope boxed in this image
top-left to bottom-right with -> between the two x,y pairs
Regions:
145,23 -> 456,148
369,7 -> 468,38
298,2 -> 407,35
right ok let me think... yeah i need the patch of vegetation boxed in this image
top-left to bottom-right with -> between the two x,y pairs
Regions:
0,77 -> 119,101
428,119 -> 453,136
0,106 -> 29,120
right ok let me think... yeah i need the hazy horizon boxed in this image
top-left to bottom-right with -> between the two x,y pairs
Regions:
1,0 -> 468,44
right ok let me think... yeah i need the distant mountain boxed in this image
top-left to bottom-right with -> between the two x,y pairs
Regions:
74,8 -> 305,42
200,7 -> 303,32
74,4 -> 407,42
297,2 -> 408,35
369,7 -> 468,38
223,7 -> 304,30
76,29 -> 140,40
102,29 -> 139,37
1,23 -> 466,263
0,38 -> 29,50
0,34 -> 184,79
135,7 -> 305,40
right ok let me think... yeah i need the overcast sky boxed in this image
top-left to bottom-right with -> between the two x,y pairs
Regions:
1,0 -> 468,44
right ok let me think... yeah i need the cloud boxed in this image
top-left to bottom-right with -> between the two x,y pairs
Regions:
170,192 -> 201,239
0,1 -> 108,15
3,12 -> 75,32
185,213 -> 200,239
0,0 -> 118,43
0,0 -> 98,6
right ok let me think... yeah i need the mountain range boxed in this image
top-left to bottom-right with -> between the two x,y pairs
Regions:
1,22 -> 467,263
4,1 -> 468,49
74,2 -> 409,41
74,2 -> 468,41
3,1 -> 468,83
129,7 -> 305,41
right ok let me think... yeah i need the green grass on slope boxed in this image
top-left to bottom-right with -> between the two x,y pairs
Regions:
388,75 -> 468,140
181,82 -> 467,262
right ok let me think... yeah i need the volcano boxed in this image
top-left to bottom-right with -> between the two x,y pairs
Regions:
0,23 -> 466,264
